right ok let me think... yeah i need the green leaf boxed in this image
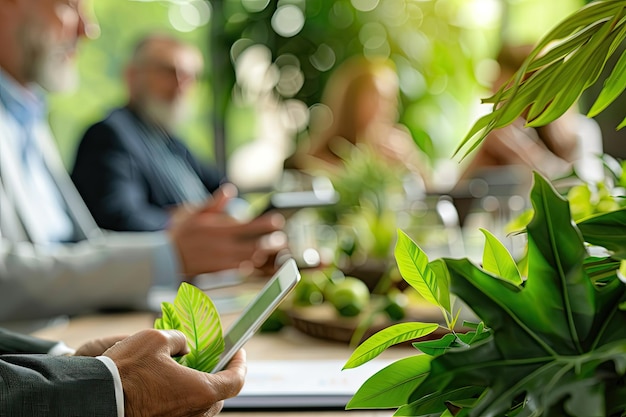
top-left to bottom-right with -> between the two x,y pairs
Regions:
154,302 -> 182,331
480,228 -> 522,285
412,330 -> 491,356
395,230 -> 450,311
459,0 -> 626,158
577,208 -> 626,258
156,283 -> 224,373
397,386 -> 486,416
346,355 -> 431,409
588,47 -> 626,116
399,173 -> 626,416
527,173 -> 594,350
343,322 -> 439,370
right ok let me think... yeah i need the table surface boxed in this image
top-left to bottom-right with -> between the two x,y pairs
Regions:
32,284 -> 415,417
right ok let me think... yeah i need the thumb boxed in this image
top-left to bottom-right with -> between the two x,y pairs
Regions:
200,183 -> 238,214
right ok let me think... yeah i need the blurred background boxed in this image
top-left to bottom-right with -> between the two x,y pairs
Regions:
44,0 -> 626,345
49,0 -> 595,190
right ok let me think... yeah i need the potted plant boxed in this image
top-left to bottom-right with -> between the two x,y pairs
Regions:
344,1 -> 626,415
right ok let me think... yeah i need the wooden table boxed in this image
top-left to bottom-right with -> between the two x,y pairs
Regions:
33,305 -> 413,417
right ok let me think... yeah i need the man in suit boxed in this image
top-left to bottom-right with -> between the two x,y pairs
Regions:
72,34 -> 226,232
0,0 -> 285,324
0,326 -> 246,416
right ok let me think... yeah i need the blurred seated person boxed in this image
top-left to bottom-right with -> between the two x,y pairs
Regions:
0,1 -> 284,324
458,43 -> 603,186
286,55 -> 430,187
0,327 -> 246,416
72,34 -> 224,232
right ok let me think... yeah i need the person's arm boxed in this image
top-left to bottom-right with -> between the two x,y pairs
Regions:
0,354 -> 118,416
0,230 -> 178,322
0,329 -> 247,417
0,326 -> 117,415
72,122 -> 171,232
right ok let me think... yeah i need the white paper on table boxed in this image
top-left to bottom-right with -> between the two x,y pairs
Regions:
238,359 -> 394,396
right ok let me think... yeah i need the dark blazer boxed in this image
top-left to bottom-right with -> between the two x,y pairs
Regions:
72,107 -> 224,232
0,328 -> 116,416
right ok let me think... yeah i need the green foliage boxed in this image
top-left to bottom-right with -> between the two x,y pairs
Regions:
456,0 -> 626,160
345,173 -> 626,416
315,144 -> 406,261
154,283 -> 224,373
479,228 -> 522,285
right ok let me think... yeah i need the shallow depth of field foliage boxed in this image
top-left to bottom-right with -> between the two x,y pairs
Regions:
48,0 -> 582,172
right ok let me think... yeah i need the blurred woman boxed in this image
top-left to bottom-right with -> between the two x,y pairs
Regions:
287,55 -> 429,185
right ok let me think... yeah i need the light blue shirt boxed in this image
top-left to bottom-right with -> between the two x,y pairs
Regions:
0,70 -> 74,244
0,69 -> 180,289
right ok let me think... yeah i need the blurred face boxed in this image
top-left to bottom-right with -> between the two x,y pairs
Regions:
17,0 -> 88,91
129,40 -> 203,129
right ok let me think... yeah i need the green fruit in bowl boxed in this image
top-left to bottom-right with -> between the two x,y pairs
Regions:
293,270 -> 326,306
327,277 -> 371,317
384,290 -> 408,321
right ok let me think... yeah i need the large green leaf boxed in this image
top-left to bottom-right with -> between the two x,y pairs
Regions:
346,355 -> 431,409
399,174 -> 626,416
155,283 -> 224,373
395,230 -> 451,313
577,208 -> 626,258
480,228 -> 522,285
343,322 -> 438,370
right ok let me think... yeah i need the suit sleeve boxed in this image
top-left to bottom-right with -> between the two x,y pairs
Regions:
72,122 -> 171,232
0,230 -> 178,321
0,354 -> 117,416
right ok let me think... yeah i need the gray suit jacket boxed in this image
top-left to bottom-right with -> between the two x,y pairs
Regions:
0,327 -> 117,416
0,91 -> 178,322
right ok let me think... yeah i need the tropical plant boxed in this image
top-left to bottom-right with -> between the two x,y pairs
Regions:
154,282 -> 224,373
345,0 -> 626,413
457,0 -> 626,159
344,173 -> 626,416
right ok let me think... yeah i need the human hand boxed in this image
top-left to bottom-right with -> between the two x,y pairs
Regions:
168,183 -> 288,276
74,334 -> 128,356
104,329 -> 246,417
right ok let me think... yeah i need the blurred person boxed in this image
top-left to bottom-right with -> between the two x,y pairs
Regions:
72,34 -> 226,232
286,55 -> 430,187
0,0 -> 285,322
458,43 -> 603,185
0,326 -> 246,416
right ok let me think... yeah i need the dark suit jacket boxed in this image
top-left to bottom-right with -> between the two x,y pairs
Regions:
0,328 -> 116,416
72,107 -> 224,232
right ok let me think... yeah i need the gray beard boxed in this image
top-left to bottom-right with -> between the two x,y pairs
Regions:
141,97 -> 188,131
34,51 -> 79,92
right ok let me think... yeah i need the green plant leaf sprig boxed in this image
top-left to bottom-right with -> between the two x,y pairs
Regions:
345,173 -> 626,416
154,282 -> 225,373
456,0 -> 626,160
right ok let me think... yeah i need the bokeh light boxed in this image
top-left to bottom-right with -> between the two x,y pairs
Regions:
168,0 -> 211,32
271,5 -> 305,37
351,0 -> 380,13
242,0 -> 271,13
309,44 -> 336,72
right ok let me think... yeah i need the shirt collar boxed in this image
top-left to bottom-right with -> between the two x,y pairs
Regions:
0,67 -> 46,126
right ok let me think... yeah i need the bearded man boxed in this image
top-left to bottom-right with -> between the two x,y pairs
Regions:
71,34 -> 228,232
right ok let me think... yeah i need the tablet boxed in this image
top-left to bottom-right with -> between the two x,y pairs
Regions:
211,258 -> 301,372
